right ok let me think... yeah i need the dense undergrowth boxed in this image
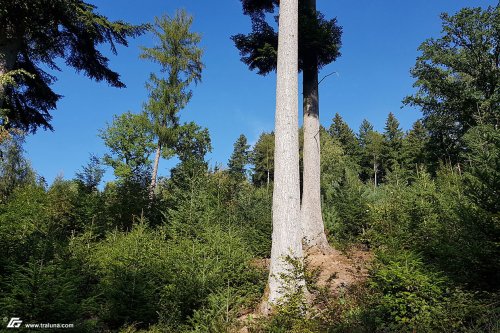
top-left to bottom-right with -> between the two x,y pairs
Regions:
0,117 -> 498,332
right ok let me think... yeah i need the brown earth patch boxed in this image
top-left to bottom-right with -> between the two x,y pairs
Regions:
237,246 -> 373,332
305,246 -> 372,294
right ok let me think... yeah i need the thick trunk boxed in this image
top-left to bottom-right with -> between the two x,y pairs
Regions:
149,142 -> 161,198
300,0 -> 330,252
0,39 -> 20,109
264,0 -> 304,311
301,64 -> 330,251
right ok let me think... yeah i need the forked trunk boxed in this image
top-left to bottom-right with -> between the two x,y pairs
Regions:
301,0 -> 330,252
263,0 -> 304,312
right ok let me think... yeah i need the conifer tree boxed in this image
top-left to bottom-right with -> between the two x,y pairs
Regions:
75,154 -> 105,193
329,113 -> 359,160
0,0 -> 145,132
228,134 -> 251,181
358,119 -> 383,187
358,119 -> 374,182
462,125 -> 500,214
402,120 -> 428,173
382,112 -> 404,173
358,119 -> 374,148
140,11 -> 203,197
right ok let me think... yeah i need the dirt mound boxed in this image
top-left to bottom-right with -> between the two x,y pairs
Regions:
306,246 -> 372,294
238,246 -> 372,332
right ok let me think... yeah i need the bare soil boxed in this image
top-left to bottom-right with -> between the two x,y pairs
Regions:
306,246 -> 372,294
237,246 -> 373,332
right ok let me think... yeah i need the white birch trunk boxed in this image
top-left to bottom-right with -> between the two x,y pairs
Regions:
264,0 -> 304,310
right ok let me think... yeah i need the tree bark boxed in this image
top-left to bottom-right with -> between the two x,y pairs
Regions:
0,39 -> 20,109
263,0 -> 304,311
149,142 -> 161,198
266,147 -> 270,192
301,0 -> 330,252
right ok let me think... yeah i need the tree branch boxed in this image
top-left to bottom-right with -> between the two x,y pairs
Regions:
318,71 -> 338,85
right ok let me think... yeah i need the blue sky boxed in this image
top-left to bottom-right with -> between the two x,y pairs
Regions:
24,0 -> 497,184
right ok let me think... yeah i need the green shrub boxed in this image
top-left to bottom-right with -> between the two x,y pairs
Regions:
367,251 -> 446,332
69,218 -> 263,330
0,258 -> 81,325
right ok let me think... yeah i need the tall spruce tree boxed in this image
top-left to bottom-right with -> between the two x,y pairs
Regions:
382,112 -> 404,173
358,119 -> 383,187
140,11 -> 203,197
75,154 -> 105,193
0,0 -> 145,132
402,120 -> 429,173
228,134 -> 251,181
358,119 -> 374,182
329,113 -> 359,160
462,125 -> 500,214
358,119 -> 374,147
233,0 -> 342,251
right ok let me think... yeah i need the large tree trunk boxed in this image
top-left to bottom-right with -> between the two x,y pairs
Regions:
301,0 -> 330,252
0,39 -> 20,109
263,0 -> 304,311
149,142 -> 161,198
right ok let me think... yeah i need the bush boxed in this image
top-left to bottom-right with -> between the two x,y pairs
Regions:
69,218 -> 264,330
367,251 -> 446,332
0,257 -> 81,325
366,251 -> 500,333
